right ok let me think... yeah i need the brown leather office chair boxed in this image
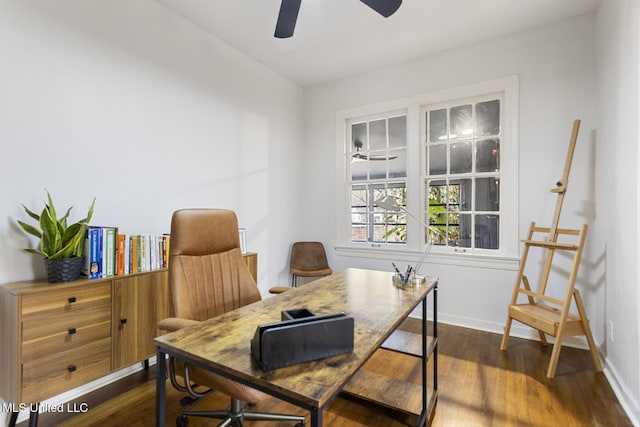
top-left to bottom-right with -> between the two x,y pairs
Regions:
158,209 -> 305,427
289,241 -> 332,287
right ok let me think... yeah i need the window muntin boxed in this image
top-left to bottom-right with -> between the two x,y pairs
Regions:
337,76 -> 518,262
348,113 -> 407,244
424,96 -> 502,252
350,183 -> 406,243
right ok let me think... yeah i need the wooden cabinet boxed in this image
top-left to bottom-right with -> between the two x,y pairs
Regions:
0,252 -> 256,407
18,282 -> 112,404
243,252 -> 257,282
0,269 -> 168,405
112,271 -> 168,370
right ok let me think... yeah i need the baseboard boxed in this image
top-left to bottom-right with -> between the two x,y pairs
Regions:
603,359 -> 640,427
434,312 -> 591,349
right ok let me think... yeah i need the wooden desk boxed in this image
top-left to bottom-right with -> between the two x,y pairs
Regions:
154,268 -> 437,426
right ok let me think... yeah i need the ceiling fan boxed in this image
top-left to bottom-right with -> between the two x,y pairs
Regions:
275,0 -> 403,38
352,140 -> 398,162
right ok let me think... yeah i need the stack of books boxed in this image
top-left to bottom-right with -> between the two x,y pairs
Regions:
82,226 -> 170,279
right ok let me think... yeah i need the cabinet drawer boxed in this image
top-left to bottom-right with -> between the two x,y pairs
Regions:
21,282 -> 110,321
21,337 -> 111,403
22,305 -> 111,362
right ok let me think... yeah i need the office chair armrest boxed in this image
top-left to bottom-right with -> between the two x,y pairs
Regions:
268,286 -> 293,294
158,317 -> 200,332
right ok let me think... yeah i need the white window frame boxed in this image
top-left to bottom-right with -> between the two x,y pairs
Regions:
335,76 -> 520,269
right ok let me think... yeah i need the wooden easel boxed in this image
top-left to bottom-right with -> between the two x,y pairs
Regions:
500,119 -> 602,378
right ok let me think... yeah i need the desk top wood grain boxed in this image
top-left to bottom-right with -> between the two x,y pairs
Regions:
154,268 -> 437,409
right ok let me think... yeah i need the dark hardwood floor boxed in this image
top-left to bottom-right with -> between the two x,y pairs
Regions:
20,322 -> 632,427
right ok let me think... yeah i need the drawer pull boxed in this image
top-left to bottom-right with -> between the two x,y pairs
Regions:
68,365 -> 77,373
120,318 -> 127,325
68,328 -> 77,335
68,297 -> 77,303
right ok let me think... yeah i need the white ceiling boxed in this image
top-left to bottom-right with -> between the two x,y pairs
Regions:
156,0 -> 599,88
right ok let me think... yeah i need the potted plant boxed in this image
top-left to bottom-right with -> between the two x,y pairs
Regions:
17,191 -> 95,283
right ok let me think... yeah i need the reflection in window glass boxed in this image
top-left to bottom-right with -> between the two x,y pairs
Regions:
369,119 -> 387,150
450,104 -> 472,138
429,144 -> 447,175
459,214 -> 472,248
475,178 -> 500,212
475,215 -> 499,249
389,116 -> 407,148
476,100 -> 500,136
450,141 -> 473,174
347,113 -> 407,244
388,149 -> 407,178
352,122 -> 367,153
424,95 -> 502,251
429,109 -> 447,142
351,159 -> 367,181
476,138 -> 500,172
369,159 -> 387,180
454,179 -> 472,211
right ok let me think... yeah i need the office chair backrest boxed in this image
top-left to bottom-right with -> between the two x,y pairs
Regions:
169,209 -> 261,322
290,241 -> 332,274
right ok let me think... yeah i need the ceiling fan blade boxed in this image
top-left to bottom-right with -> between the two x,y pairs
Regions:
359,0 -> 402,18
351,153 -> 398,161
367,154 -> 398,161
275,0 -> 302,38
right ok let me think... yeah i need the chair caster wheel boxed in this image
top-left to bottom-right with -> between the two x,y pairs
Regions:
176,414 -> 188,427
295,422 -> 305,427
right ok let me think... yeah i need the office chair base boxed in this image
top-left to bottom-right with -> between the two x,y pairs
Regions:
177,398 -> 305,427
179,395 -> 206,407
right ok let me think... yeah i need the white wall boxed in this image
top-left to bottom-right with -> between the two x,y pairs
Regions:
595,0 -> 640,424
303,10 -> 640,421
304,14 -> 597,333
0,0 -> 304,292
1,0 -> 638,425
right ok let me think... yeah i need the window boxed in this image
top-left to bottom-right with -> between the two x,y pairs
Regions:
336,76 -> 518,264
348,112 -> 407,244
424,96 -> 502,251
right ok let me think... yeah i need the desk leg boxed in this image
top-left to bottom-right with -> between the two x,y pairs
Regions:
310,407 -> 322,427
8,411 -> 18,427
28,403 -> 38,427
416,297 -> 428,427
156,349 -> 167,427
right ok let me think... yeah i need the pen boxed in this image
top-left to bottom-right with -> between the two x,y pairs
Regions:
392,262 -> 404,282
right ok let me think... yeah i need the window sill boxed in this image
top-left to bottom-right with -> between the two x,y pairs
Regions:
334,245 -> 520,271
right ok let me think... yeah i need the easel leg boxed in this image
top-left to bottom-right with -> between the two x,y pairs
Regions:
574,290 -> 603,371
500,317 -> 513,350
547,336 -> 564,378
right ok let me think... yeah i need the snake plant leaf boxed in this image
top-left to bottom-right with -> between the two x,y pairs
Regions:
69,224 -> 88,257
39,206 -> 61,258
46,191 -> 57,222
18,192 -> 96,260
58,206 -> 72,232
76,198 -> 96,226
56,222 -> 85,258
16,220 -> 42,239
21,204 -> 41,222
